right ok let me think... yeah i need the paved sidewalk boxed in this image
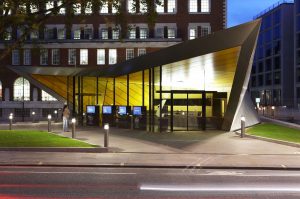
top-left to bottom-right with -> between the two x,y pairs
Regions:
1,151 -> 300,169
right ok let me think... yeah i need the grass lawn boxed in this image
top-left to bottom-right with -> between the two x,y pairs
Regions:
247,123 -> 300,144
0,130 -> 97,147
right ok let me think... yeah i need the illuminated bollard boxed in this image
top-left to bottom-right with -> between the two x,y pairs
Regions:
9,114 -> 13,130
271,106 -> 275,119
32,111 -> 36,123
104,123 -> 109,148
48,114 -> 52,132
54,110 -> 58,123
241,116 -> 245,138
71,118 -> 76,138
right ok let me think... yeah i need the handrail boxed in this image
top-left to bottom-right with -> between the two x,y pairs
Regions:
253,0 -> 294,19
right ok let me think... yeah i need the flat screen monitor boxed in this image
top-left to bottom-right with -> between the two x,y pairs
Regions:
87,106 -> 96,114
102,106 -> 112,114
133,106 -> 142,116
118,106 -> 127,115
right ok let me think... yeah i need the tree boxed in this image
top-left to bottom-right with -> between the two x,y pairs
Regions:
0,0 -> 162,61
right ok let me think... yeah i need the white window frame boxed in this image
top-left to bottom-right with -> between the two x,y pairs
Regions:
68,49 -> 76,65
139,0 -> 147,13
201,0 -> 210,13
14,78 -> 30,101
189,28 -> 197,40
57,1 -> 65,15
85,2 -> 93,15
23,49 -> 31,65
156,0 -> 164,13
138,48 -> 146,56
30,30 -> 39,40
46,1 -> 54,14
129,29 -> 136,39
12,50 -> 20,65
100,2 -> 109,14
40,49 -> 48,65
97,49 -> 105,65
57,28 -> 65,39
126,49 -> 134,60
101,28 -> 108,39
109,49 -> 117,65
128,0 -> 136,13
52,49 -> 60,65
80,49 -> 88,65
84,28 -> 93,39
112,29 -> 120,39
167,0 -> 176,13
140,28 -> 148,39
168,28 -> 176,39
42,90 -> 57,101
73,29 -> 81,39
73,3 -> 81,15
189,0 -> 198,13
201,25 -> 211,36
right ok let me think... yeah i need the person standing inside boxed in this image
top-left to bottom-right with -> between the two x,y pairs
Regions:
62,105 -> 70,132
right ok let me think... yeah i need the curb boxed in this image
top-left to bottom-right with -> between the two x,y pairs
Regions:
235,131 -> 300,148
0,147 -> 109,153
0,163 -> 300,171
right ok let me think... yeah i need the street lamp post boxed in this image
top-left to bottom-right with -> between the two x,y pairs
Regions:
54,110 -> 58,123
241,116 -> 245,138
48,114 -> 52,132
271,106 -> 275,119
71,118 -> 76,138
32,111 -> 35,123
9,114 -> 13,130
104,123 -> 109,148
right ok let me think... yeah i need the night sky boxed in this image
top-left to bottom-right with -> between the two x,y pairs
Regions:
228,0 -> 287,27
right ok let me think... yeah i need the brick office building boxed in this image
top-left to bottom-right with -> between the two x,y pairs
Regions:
0,0 -> 226,121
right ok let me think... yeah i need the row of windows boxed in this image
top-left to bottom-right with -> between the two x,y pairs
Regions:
12,48 -> 147,66
260,9 -> 281,31
257,26 -> 281,46
1,0 -> 210,15
0,78 -> 56,101
255,41 -> 281,60
252,89 -> 281,106
251,72 -> 281,87
252,56 -> 281,74
3,24 -> 211,41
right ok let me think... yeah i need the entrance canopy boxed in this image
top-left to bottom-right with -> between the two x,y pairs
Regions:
8,20 -> 261,131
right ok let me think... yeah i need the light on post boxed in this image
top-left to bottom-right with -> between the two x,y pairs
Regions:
104,123 -> 109,148
32,111 -> 36,123
241,116 -> 246,138
8,114 -> 13,130
271,106 -> 275,119
48,114 -> 52,132
54,110 -> 58,123
71,118 -> 76,138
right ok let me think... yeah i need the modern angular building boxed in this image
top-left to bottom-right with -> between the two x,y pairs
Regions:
295,0 -> 300,107
0,0 -> 226,121
9,20 -> 261,131
250,0 -> 294,108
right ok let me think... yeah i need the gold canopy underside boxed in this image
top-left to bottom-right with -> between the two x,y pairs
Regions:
31,46 -> 241,112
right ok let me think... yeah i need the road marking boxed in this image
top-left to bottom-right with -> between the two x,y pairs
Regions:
140,184 -> 300,192
0,171 -> 136,175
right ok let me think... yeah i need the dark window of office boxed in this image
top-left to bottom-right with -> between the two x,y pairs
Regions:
298,1 -> 300,14
258,62 -> 264,73
265,59 -> 272,71
265,73 -> 272,85
273,26 -> 280,40
274,71 -> 281,85
274,56 -> 280,70
297,88 -> 300,100
297,68 -> 300,83
258,34 -> 263,46
297,50 -> 300,65
263,15 -> 272,29
264,30 -> 271,43
273,41 -> 280,55
273,89 -> 281,106
251,76 -> 256,87
0,109 -> 2,117
297,16 -> 300,32
258,75 -> 264,86
258,47 -> 264,59
297,33 -> 300,48
265,90 -> 272,105
265,44 -> 272,57
252,64 -> 256,74
273,10 -> 281,25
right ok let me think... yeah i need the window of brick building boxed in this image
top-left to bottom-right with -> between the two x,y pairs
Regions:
140,28 -> 148,39
12,50 -> 20,65
23,49 -> 31,65
156,0 -> 164,13
100,2 -> 109,14
40,49 -> 48,65
68,49 -> 76,65
138,48 -> 146,56
52,49 -> 60,65
168,0 -> 176,13
14,78 -> 30,101
97,49 -> 105,65
80,49 -> 88,65
126,49 -> 135,60
109,49 -> 117,65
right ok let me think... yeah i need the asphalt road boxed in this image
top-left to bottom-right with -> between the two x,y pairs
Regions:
0,166 -> 299,199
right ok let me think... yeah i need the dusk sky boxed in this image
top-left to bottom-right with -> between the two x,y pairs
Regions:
228,0 -> 287,27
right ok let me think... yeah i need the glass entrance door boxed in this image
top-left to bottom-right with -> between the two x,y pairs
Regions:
187,93 -> 203,131
172,93 -> 188,131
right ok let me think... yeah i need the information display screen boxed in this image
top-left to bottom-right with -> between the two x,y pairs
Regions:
87,106 -> 96,114
133,106 -> 142,116
102,106 -> 112,114
118,106 -> 127,115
